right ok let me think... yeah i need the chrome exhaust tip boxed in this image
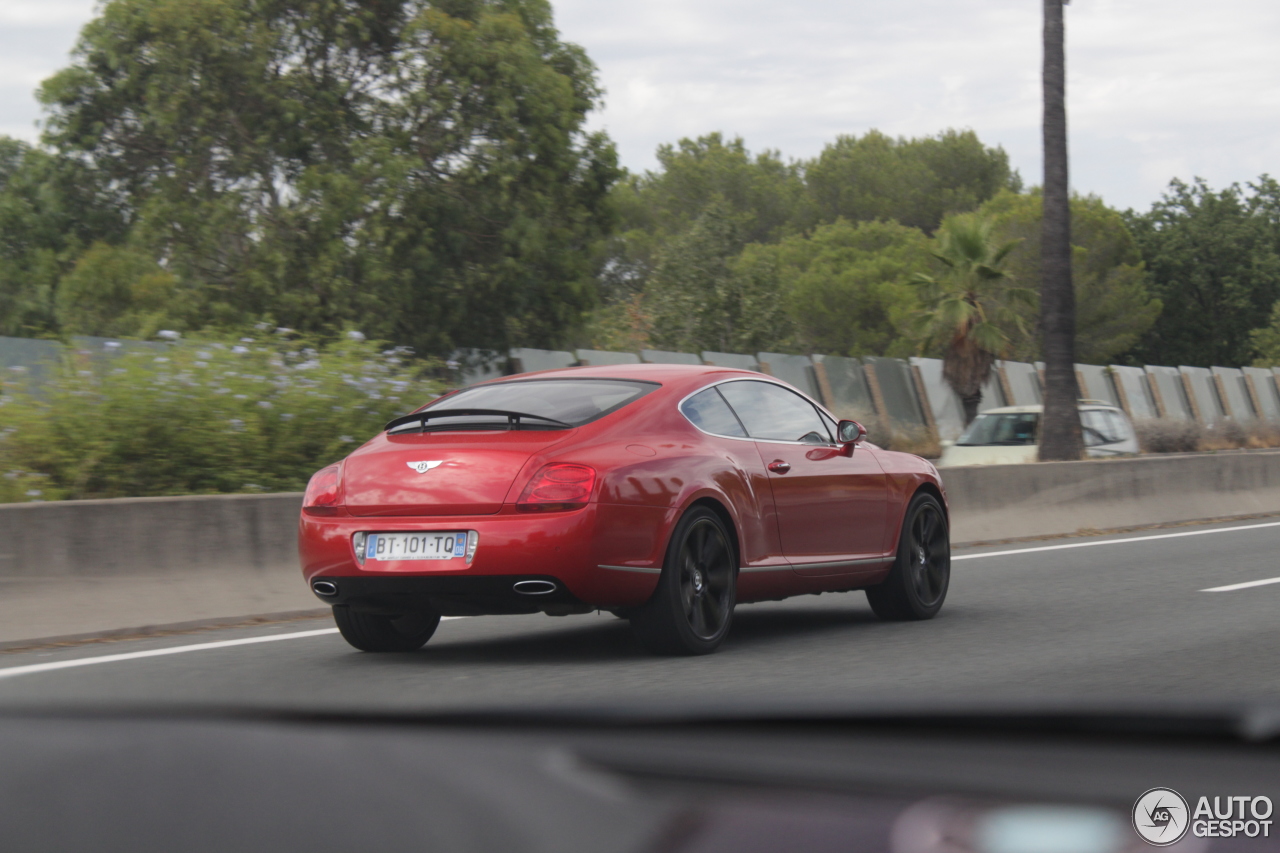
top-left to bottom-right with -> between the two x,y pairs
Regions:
513,580 -> 558,596
311,580 -> 339,597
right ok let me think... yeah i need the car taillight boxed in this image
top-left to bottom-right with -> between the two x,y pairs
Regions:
303,465 -> 343,515
516,464 -> 596,512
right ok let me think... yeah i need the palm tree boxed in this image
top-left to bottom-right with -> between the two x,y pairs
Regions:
1039,0 -> 1084,460
912,213 -> 1035,425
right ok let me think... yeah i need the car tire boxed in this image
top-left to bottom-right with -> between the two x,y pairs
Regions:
631,506 -> 737,655
866,492 -> 950,621
332,605 -> 441,652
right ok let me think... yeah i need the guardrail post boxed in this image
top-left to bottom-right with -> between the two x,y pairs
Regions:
1111,368 -> 1133,418
1147,372 -> 1168,419
1180,372 -> 1203,422
1213,373 -> 1235,419
911,364 -> 938,433
862,362 -> 888,418
812,359 -> 836,411
1244,373 -> 1265,420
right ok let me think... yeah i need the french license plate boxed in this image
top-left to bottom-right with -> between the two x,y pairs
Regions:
366,532 -> 467,561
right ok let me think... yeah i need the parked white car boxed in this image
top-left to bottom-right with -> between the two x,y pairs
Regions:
936,402 -> 1139,467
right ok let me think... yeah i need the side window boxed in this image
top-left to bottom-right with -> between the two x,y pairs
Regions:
680,388 -> 747,437
1105,410 -> 1131,441
718,380 -> 832,444
1081,410 -> 1122,446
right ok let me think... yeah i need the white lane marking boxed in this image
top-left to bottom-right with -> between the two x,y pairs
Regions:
952,520 -> 1280,562
0,628 -> 341,680
0,618 -> 464,681
1202,576 -> 1280,592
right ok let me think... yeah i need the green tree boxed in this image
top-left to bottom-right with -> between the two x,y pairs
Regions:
0,137 -> 125,337
738,219 -> 927,357
912,213 -> 1033,424
803,129 -> 1020,234
630,133 -> 807,244
38,0 -> 619,354
1247,301 -> 1280,366
596,133 -> 806,307
644,202 -> 793,354
1125,177 -> 1280,367
54,242 -> 181,338
981,190 -> 1161,363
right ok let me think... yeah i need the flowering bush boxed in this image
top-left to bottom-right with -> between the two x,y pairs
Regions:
0,331 -> 440,502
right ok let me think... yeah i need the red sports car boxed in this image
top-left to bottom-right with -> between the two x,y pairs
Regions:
299,363 -> 950,655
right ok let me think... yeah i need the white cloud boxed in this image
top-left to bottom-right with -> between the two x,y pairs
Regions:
0,0 -> 1277,210
556,0 -> 1280,210
0,0 -> 95,26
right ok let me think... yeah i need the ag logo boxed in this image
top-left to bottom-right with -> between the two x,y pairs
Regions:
1134,788 -> 1190,845
406,460 -> 444,474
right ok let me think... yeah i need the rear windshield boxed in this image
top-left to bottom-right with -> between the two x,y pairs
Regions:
957,412 -> 1040,446
406,379 -> 658,430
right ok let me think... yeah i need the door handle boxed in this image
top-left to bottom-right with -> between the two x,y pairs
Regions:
767,460 -> 791,473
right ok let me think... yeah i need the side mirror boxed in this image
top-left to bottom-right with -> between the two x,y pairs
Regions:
837,420 -> 866,455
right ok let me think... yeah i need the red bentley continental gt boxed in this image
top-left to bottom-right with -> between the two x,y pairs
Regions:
299,363 -> 950,655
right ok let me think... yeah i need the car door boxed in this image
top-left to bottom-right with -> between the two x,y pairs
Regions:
1081,408 -> 1134,456
716,379 -> 888,575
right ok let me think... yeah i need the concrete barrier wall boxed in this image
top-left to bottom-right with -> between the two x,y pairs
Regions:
1213,366 -> 1255,421
1180,366 -> 1224,423
6,451 -> 1280,582
758,352 -> 822,400
813,355 -> 876,420
449,346 -> 1280,429
1076,363 -> 1120,407
942,450 -> 1280,542
576,349 -> 640,366
863,357 -> 927,426
0,493 -> 303,579
1245,367 -> 1280,419
701,351 -> 760,371
16,336 -> 1280,431
999,360 -> 1042,406
509,347 -> 576,373
1146,366 -> 1193,420
1112,365 -> 1159,420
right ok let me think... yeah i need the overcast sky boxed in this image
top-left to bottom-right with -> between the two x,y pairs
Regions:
3,0 -> 1278,211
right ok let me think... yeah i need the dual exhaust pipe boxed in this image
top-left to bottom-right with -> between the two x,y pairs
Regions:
512,580 -> 558,596
312,580 -> 339,597
313,579 -> 557,597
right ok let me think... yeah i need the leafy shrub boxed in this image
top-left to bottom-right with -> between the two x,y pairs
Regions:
1134,418 -> 1280,454
1201,419 -> 1248,451
1133,419 -> 1203,453
0,332 -> 439,502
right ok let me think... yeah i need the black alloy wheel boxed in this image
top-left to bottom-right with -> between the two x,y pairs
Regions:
631,507 -> 737,655
866,492 -> 950,621
332,605 -> 441,652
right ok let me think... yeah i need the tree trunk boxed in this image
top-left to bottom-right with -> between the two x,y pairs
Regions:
960,391 -> 982,426
943,339 -> 993,427
1038,0 -> 1083,461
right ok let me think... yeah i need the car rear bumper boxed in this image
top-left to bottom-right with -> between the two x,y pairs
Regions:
299,502 -> 671,611
310,574 -> 592,616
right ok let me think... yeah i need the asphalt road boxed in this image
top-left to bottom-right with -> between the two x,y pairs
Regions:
3,518 -> 1280,712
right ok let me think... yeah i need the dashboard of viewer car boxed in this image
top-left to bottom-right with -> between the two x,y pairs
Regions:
2,704 -> 1278,853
